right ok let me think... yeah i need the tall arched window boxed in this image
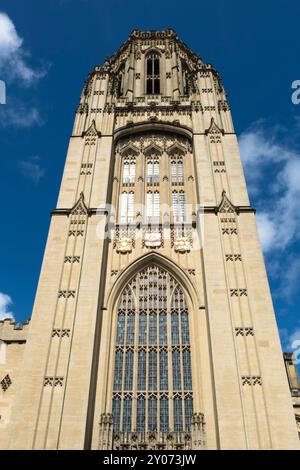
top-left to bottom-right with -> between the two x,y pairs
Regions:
171,159 -> 184,184
172,190 -> 185,222
112,265 -> 193,436
119,191 -> 134,223
146,52 -> 160,94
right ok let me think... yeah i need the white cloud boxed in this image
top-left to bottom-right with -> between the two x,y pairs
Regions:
18,156 -> 45,185
0,292 -> 15,321
239,123 -> 300,253
0,100 -> 42,127
289,328 -> 300,347
256,213 -> 277,252
0,12 -> 47,86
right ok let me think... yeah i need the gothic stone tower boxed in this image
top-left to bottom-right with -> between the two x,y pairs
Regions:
3,29 -> 299,450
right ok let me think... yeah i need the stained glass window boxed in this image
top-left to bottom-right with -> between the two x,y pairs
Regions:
112,265 -> 193,433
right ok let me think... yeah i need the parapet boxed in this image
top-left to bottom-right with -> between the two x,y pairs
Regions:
0,318 -> 30,343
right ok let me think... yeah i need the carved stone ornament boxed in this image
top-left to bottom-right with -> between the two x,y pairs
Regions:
174,237 -> 191,253
116,238 -> 132,254
144,232 -> 162,248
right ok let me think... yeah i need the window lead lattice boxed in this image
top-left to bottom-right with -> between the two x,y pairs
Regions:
112,265 -> 193,433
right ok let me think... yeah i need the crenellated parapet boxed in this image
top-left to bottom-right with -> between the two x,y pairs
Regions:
0,318 -> 30,344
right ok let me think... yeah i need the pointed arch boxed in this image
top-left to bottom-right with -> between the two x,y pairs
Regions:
105,252 -> 201,313
166,142 -> 187,156
144,142 -> 163,156
110,257 -> 195,435
119,142 -> 140,157
83,119 -> 101,138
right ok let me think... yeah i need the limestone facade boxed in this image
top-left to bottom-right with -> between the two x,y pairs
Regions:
0,29 -> 299,449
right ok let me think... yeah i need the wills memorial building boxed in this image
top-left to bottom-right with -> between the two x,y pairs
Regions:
0,29 -> 299,450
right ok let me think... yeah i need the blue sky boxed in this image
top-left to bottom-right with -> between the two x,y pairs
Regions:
0,0 -> 300,359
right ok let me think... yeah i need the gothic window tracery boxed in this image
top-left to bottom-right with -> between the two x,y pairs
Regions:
116,133 -> 192,226
111,265 -> 193,434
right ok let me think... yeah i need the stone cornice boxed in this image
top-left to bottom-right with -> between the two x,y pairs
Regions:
51,205 -> 256,217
